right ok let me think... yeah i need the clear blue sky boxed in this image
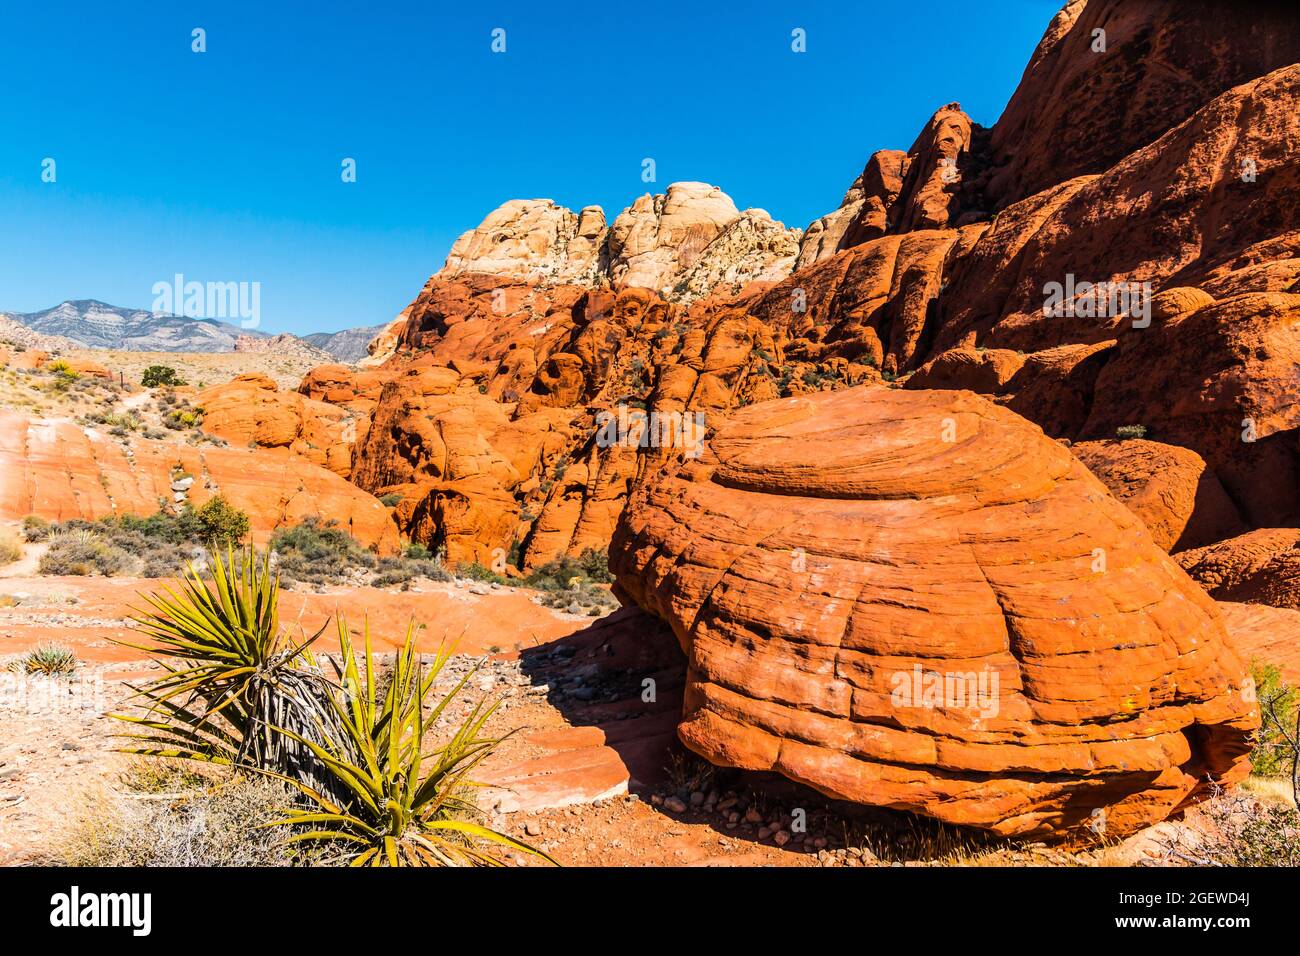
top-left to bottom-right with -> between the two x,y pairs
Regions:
0,1 -> 1062,334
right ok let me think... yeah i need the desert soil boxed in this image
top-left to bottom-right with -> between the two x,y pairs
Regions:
0,563 -> 1233,868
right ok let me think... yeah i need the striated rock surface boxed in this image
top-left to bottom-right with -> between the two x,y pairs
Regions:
1071,439 -> 1246,552
0,410 -> 399,551
1177,529 -> 1300,610
197,373 -> 361,477
985,0 -> 1300,208
610,387 -> 1256,838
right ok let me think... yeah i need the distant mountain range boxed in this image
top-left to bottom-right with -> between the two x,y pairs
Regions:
0,300 -> 380,362
301,324 -> 388,363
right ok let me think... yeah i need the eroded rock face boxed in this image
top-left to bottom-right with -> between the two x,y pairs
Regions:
431,183 -> 802,305
198,374 -> 360,477
985,0 -> 1300,208
1177,529 -> 1300,609
610,388 -> 1256,838
441,199 -> 607,285
0,410 -> 399,551
1071,439 -> 1246,552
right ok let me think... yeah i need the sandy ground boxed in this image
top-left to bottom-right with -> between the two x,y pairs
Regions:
0,568 -> 1261,868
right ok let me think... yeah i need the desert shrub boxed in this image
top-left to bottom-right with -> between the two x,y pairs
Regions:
39,530 -> 136,576
270,517 -> 377,584
8,643 -> 78,676
380,492 -> 403,507
372,555 -> 451,588
1249,660 -> 1299,779
33,503 -> 250,578
84,409 -> 142,431
193,494 -> 250,544
524,549 -> 618,613
0,532 -> 20,566
1158,787 -> 1300,867
141,364 -> 184,388
51,773 -> 303,867
1115,424 -> 1148,440
21,514 -> 49,541
162,404 -> 204,430
405,541 -> 434,560
457,561 -> 508,584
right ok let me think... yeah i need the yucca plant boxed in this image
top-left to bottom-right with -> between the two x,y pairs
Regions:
114,546 -> 344,797
268,619 -> 554,867
9,643 -> 79,676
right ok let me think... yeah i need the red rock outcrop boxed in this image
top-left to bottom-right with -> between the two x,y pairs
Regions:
0,410 -> 399,551
197,374 -> 362,477
610,387 -> 1256,838
309,1 -> 1300,590
1176,529 -> 1300,610
1071,439 -> 1246,552
985,1 -> 1300,208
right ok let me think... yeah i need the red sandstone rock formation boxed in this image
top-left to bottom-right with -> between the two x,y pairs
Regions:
198,373 -> 361,477
1176,529 -> 1300,609
1070,439 -> 1246,552
307,0 -> 1300,618
0,409 -> 399,551
610,387 -> 1257,838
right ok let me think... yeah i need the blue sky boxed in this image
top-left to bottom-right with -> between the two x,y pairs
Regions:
0,1 -> 1062,335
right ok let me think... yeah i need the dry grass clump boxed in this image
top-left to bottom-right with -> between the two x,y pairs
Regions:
49,765 -> 306,867
0,530 -> 21,566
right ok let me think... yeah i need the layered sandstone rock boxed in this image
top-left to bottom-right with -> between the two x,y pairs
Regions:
0,410 -> 399,551
198,374 -> 361,477
1176,529 -> 1300,610
610,388 -> 1256,838
985,0 -> 1300,208
1071,439 -> 1245,552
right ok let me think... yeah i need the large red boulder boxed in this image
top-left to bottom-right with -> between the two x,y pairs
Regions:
611,387 -> 1256,838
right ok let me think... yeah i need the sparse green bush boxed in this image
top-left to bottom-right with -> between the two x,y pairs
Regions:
162,405 -> 204,430
1249,661 -> 1299,779
371,554 -> 451,588
21,514 -> 49,541
194,494 -> 250,545
524,548 -> 618,613
380,492 -> 403,507
141,365 -> 184,388
457,561 -> 508,584
270,516 -> 377,585
1115,424 -> 1148,441
32,503 -> 249,578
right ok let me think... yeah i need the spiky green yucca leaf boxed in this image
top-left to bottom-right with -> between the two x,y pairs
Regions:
269,619 -> 555,867
114,547 -> 342,790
